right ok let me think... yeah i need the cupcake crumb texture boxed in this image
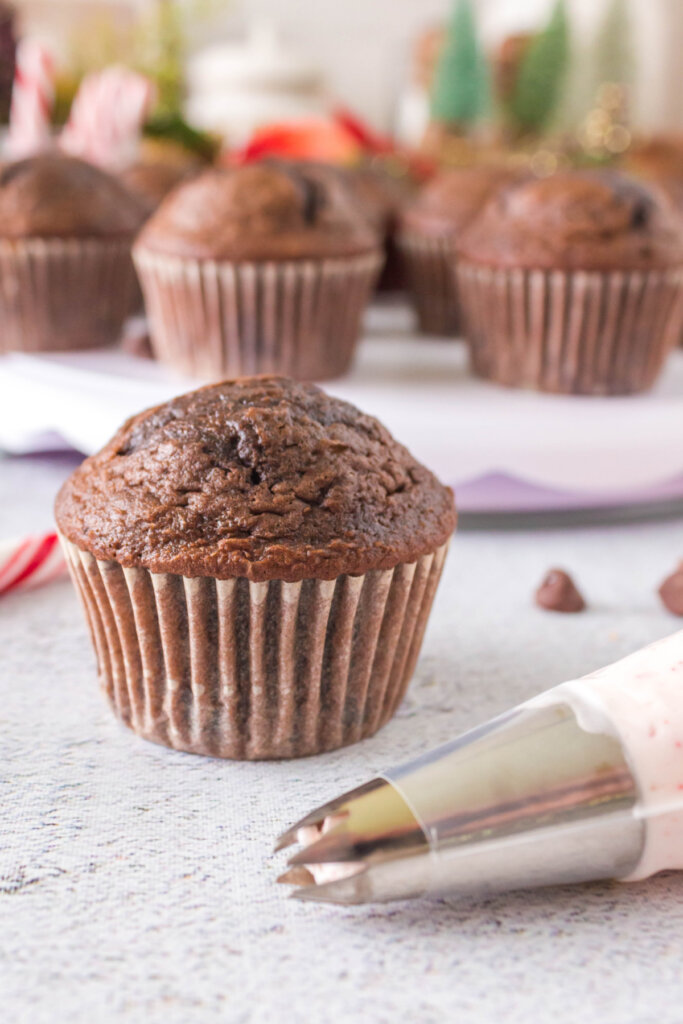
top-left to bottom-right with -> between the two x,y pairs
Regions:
55,376 -> 456,582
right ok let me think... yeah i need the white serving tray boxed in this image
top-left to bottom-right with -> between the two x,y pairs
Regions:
2,304 -> 683,513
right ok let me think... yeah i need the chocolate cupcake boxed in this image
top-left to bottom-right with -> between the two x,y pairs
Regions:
398,165 -> 518,335
119,161 -> 191,218
0,154 -> 146,353
119,161 -> 196,321
625,135 -> 683,189
134,162 -> 382,380
623,136 -> 683,232
55,377 -> 455,760
457,170 -> 683,395
346,163 -> 411,292
624,139 -> 683,290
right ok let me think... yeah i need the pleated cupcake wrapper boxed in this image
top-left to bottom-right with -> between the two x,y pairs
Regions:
397,230 -> 460,336
133,248 -> 383,380
61,536 -> 448,760
457,262 -> 683,395
0,237 -> 138,353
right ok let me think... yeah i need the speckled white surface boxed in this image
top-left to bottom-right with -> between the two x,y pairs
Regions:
2,453 -> 683,1024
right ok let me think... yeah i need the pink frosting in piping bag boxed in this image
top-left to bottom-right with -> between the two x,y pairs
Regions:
547,630 -> 683,881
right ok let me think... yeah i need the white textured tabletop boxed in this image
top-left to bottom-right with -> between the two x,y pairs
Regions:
2,453 -> 683,1024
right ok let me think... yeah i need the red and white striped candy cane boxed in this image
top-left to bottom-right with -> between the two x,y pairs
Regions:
60,65 -> 155,172
7,38 -> 55,160
0,532 -> 67,597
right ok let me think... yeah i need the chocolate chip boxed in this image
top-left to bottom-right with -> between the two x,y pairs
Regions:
658,562 -> 683,616
265,159 -> 324,224
535,569 -> 586,613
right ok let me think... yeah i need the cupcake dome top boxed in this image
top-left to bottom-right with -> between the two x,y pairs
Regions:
400,165 -> 520,238
458,170 -> 683,271
625,135 -> 683,185
118,161 -> 192,217
55,377 -> 456,582
346,163 -> 411,234
135,162 -> 379,260
0,154 -> 147,239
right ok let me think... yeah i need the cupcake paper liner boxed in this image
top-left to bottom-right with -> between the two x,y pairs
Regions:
0,237 -> 138,353
397,230 -> 460,336
61,537 -> 448,760
457,263 -> 683,395
133,249 -> 383,380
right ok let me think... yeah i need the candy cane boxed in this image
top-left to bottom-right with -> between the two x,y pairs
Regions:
0,532 -> 67,597
60,66 -> 155,171
7,39 -> 55,159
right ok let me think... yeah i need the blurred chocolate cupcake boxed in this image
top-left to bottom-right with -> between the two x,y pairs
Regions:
457,170 -> 683,394
624,136 -> 683,254
346,163 -> 412,292
119,160 -> 191,217
625,135 -> 683,188
56,376 -> 455,760
398,165 -> 518,335
134,162 -> 382,380
119,160 -> 195,321
0,154 -> 146,352
622,135 -> 683,228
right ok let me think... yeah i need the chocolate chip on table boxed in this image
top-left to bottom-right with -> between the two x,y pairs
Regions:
535,569 -> 586,613
658,562 -> 683,616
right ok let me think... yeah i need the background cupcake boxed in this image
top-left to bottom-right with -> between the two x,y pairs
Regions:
55,376 -> 455,761
119,159 -> 197,330
457,170 -> 683,395
625,138 -> 683,348
118,161 -> 192,218
624,135 -> 683,194
0,154 -> 146,353
134,161 -> 382,380
398,164 -> 519,335
346,162 -> 412,292
623,135 -> 683,230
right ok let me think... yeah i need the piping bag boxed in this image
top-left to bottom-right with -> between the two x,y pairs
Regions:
275,630 -> 683,904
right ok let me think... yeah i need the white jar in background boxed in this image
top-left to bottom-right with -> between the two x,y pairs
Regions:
184,22 -> 328,147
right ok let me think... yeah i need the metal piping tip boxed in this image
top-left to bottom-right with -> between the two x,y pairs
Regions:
273,779 -> 385,853
276,866 -> 317,887
289,871 -> 369,905
275,700 -> 647,905
276,774 -> 431,901
275,813 -> 350,855
273,832 -> 298,854
274,820 -> 327,853
287,826 -> 357,866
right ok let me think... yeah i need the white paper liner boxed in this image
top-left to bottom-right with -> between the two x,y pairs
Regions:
0,237 -> 138,353
457,263 -> 683,395
61,536 -> 449,760
134,248 -> 382,380
398,230 -> 460,336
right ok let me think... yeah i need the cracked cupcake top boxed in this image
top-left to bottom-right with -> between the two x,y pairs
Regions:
55,377 -> 456,582
135,162 -> 379,261
457,169 -> 683,270
0,154 -> 146,238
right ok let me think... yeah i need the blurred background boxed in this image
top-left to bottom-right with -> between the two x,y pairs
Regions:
6,0 -> 683,146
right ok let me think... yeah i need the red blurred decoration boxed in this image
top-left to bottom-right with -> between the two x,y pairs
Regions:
331,106 -> 394,155
232,116 -> 361,165
228,108 -> 435,183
